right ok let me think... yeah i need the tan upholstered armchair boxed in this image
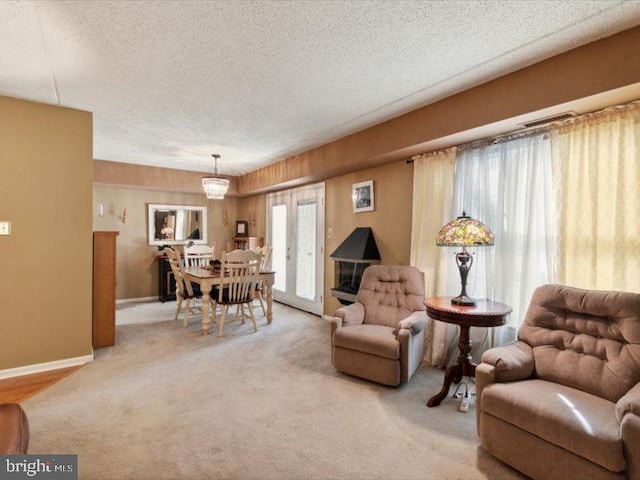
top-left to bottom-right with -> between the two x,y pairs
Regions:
477,284 -> 640,480
331,265 -> 427,386
0,403 -> 29,454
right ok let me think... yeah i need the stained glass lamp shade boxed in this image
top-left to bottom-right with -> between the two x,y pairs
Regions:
436,211 -> 494,305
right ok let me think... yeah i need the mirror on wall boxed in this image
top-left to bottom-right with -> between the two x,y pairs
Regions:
147,204 -> 207,246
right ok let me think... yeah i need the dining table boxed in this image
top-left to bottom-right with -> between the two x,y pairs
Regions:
184,266 -> 276,336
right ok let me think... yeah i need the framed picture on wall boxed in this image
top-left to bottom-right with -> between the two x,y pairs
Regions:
235,220 -> 249,237
352,180 -> 374,213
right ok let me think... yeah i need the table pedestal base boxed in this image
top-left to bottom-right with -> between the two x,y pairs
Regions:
424,297 -> 511,408
427,324 -> 476,407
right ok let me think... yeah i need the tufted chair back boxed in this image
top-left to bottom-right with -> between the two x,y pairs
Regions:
519,284 -> 640,402
356,265 -> 426,328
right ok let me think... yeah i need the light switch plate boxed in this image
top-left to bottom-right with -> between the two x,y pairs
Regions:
0,221 -> 11,235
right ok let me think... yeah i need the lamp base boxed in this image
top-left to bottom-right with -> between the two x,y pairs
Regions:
451,295 -> 476,306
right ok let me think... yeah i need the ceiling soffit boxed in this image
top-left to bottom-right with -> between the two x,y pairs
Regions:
237,26 -> 640,195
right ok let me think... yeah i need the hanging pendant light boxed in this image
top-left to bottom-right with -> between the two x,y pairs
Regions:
202,154 -> 230,199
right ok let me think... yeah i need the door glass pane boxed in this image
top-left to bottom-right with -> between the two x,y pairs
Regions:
296,200 -> 316,300
272,204 -> 287,292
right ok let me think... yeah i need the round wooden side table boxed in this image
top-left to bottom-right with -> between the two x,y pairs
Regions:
425,297 -> 512,408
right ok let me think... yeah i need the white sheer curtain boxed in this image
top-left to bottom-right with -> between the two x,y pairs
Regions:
411,102 -> 639,369
453,132 -> 556,351
550,103 -> 640,292
410,149 -> 458,366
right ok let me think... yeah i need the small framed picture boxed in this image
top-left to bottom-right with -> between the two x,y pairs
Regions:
235,220 -> 249,237
352,180 -> 374,213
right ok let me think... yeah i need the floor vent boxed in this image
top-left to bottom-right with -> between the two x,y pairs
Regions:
519,111 -> 576,128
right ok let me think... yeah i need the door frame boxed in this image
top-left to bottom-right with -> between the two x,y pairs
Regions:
266,182 -> 325,315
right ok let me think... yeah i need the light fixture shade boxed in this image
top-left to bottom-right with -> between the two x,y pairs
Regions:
436,211 -> 494,247
202,153 -> 229,199
436,211 -> 494,306
202,176 -> 230,199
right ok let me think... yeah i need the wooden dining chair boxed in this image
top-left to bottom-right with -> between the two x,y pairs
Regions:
252,245 -> 272,316
215,249 -> 261,337
183,244 -> 215,267
164,247 -> 214,327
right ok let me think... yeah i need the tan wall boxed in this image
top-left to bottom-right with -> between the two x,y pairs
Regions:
0,96 -> 93,370
238,25 -> 640,195
94,159 -> 238,196
323,161 -> 413,315
237,194 -> 267,240
240,161 -> 413,316
93,185 -> 240,299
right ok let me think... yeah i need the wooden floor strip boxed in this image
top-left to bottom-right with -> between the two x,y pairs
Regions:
0,366 -> 83,404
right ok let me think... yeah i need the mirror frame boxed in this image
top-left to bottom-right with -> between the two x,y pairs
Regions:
147,204 -> 208,246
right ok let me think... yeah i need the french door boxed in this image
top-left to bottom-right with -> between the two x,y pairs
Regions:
266,182 -> 325,315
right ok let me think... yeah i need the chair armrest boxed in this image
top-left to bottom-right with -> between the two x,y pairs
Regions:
476,362 -> 497,431
618,383 -> 640,480
329,316 -> 342,337
476,343 -> 534,434
334,302 -> 365,328
397,311 -> 427,384
397,311 -> 427,335
616,382 -> 640,423
0,403 -> 29,454
480,341 -> 535,383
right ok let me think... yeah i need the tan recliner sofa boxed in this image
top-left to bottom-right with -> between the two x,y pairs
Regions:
0,403 -> 29,454
331,265 -> 427,386
477,284 -> 640,480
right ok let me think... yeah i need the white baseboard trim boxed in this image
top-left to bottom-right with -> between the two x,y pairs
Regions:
0,354 -> 94,380
116,296 -> 158,305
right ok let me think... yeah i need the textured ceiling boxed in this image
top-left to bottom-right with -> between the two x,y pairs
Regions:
1,1 -> 639,176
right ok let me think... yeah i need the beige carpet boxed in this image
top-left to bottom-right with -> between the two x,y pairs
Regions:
24,301 -> 523,480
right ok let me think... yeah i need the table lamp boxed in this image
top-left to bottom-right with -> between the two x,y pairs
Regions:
436,211 -> 494,306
